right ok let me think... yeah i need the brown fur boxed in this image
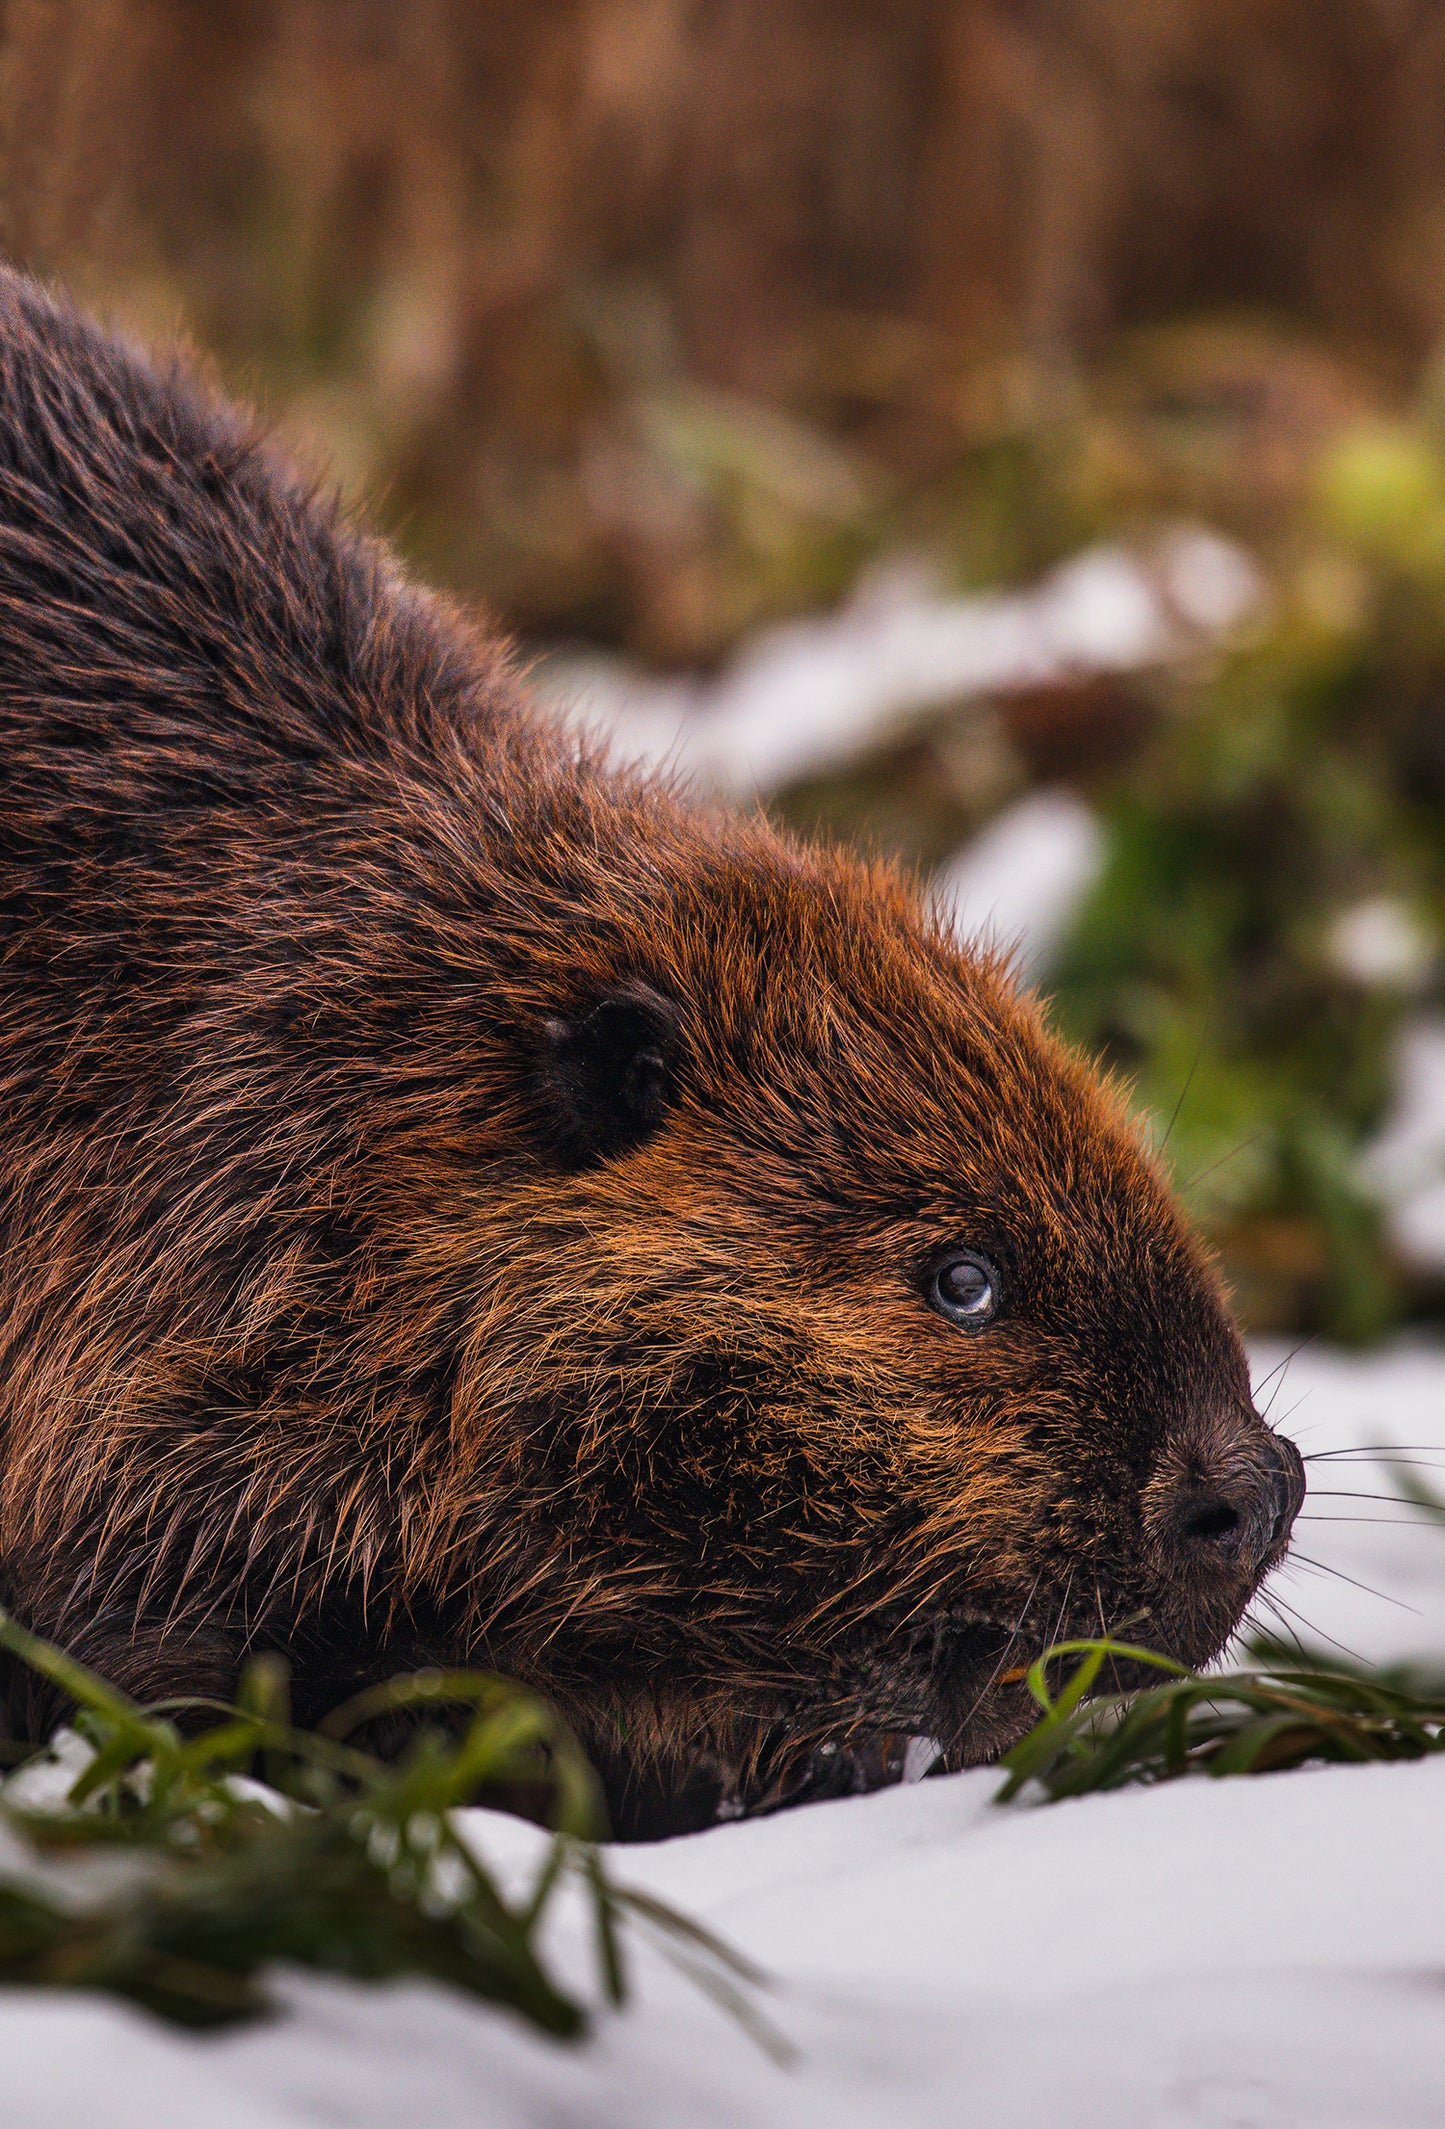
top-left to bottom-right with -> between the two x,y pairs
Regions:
0,270 -> 1301,1834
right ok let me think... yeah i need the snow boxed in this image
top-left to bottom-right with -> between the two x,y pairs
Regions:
933,787 -> 1106,986
1362,1015 -> 1445,1271
537,530 -> 1260,803
6,1342 -> 1445,2126
1326,896 -> 1435,991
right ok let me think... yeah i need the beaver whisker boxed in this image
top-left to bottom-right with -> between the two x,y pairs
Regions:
1303,1447 -> 1445,1464
1254,1586 -> 1363,1664
950,1567 -> 1047,1744
1249,1589 -> 1311,1661
1250,1335 -> 1318,1417
1285,1551 -> 1421,1614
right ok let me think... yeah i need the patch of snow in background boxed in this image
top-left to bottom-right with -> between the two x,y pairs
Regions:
932,787 -> 1106,986
536,529 -> 1261,802
1326,896 -> 1437,991
1361,1017 -> 1445,1271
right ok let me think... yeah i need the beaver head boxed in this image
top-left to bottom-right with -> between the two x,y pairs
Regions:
422,810 -> 1303,1829
0,268 -> 1302,1837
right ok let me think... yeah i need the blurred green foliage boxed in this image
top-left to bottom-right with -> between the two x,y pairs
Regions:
769,326 -> 1445,1339
1049,402 -> 1445,1338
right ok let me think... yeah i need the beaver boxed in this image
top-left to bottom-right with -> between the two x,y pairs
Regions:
0,269 -> 1302,1836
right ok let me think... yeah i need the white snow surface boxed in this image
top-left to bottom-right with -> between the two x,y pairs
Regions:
8,1341 -> 1445,2128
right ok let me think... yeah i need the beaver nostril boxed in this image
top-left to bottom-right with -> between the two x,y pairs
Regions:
1178,1490 -> 1243,1550
1164,1429 -> 1304,1578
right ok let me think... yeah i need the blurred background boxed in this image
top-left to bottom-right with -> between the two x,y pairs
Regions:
12,0 -> 1445,1340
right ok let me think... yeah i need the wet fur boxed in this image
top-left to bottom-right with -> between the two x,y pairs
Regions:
0,272 -> 1292,1834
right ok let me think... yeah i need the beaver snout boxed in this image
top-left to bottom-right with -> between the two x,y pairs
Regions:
1147,1418 -> 1304,1582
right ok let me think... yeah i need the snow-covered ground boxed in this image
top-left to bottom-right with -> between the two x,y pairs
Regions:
8,1341 -> 1445,2129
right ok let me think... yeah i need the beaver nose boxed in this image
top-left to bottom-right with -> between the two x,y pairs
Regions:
1167,1428 -> 1304,1577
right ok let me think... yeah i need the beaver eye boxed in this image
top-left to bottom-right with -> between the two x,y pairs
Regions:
928,1251 -> 1001,1329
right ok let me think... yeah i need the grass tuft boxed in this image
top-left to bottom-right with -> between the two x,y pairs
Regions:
1000,1457 -> 1445,1802
0,1611 -> 762,2040
996,1635 -> 1445,1803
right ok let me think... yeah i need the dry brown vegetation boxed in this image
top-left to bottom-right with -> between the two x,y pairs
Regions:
3,1 -> 1444,657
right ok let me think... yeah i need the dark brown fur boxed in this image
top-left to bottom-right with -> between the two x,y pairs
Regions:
0,271 -> 1301,1834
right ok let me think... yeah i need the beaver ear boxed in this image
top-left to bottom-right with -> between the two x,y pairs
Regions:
538,981 -> 682,1166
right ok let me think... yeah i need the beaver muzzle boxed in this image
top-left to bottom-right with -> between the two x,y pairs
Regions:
1148,1415 -> 1304,1582
884,1416 -> 1306,1766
